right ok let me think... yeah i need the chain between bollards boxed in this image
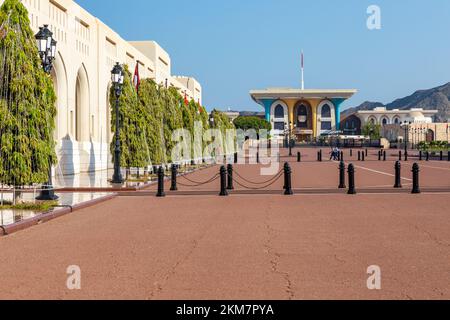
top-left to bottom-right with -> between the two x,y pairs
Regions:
338,161 -> 346,189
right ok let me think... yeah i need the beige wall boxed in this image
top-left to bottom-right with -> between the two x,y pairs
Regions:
382,124 -> 450,143
2,0 -> 203,174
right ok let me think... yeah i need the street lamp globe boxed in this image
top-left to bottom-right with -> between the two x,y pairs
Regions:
49,38 -> 58,60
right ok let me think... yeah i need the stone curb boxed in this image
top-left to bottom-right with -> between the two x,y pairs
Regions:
0,193 -> 117,237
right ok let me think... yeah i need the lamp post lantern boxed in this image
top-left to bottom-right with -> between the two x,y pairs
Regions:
35,24 -> 58,201
111,62 -> 124,184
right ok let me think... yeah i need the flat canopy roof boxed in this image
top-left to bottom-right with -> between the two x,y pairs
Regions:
250,88 -> 357,101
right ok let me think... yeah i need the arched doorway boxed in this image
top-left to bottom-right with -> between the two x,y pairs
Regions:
75,65 -> 90,142
294,102 -> 312,129
294,101 -> 313,142
426,129 -> 435,142
342,115 -> 362,135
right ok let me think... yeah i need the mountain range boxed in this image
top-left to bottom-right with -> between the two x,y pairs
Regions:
342,82 -> 450,122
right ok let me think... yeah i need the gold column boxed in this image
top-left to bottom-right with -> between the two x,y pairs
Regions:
285,100 -> 297,130
310,99 -> 320,138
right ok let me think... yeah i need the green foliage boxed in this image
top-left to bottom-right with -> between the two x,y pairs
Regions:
233,116 -> 272,132
111,76 -> 229,167
418,141 -> 449,151
0,0 -> 57,187
0,200 -> 57,211
362,123 -> 381,139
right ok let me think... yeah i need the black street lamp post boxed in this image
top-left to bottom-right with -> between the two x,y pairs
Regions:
111,63 -> 124,184
35,24 -> 58,201
401,121 -> 411,158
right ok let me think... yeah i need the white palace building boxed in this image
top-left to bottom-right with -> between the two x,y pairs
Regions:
2,0 -> 202,176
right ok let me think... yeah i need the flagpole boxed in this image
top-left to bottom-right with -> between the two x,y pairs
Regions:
301,50 -> 305,90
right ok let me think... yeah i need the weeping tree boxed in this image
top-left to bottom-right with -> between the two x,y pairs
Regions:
138,78 -> 165,165
0,0 -> 57,191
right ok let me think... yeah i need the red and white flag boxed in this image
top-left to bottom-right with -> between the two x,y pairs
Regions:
184,91 -> 189,106
198,99 -> 203,114
133,61 -> 140,92
301,51 -> 304,69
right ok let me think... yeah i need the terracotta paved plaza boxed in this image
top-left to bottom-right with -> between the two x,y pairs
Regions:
0,148 -> 449,300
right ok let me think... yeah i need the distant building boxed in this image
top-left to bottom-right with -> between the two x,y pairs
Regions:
341,107 -> 449,143
357,107 -> 438,126
250,88 -> 357,141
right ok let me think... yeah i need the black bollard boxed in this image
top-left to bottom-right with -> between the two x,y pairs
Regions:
347,164 -> 356,195
317,151 -> 321,162
362,151 -> 365,162
350,149 -> 353,157
320,150 -> 323,162
256,152 -> 260,164
234,152 -> 238,164
283,162 -> 289,190
339,161 -> 346,189
219,166 -> 229,196
156,166 -> 166,197
297,152 -> 301,163
426,151 -> 430,161
378,150 -> 381,161
411,163 -> 421,194
358,151 -> 361,161
341,151 -> 344,162
448,151 -> 450,162
284,163 -> 293,195
405,151 -> 408,162
394,161 -> 402,188
419,151 -> 423,161
383,151 -> 387,161
365,149 -> 368,157
227,164 -> 234,190
170,164 -> 178,191
440,151 -> 443,161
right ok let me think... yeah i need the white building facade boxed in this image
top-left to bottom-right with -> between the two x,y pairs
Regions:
3,0 -> 202,175
357,107 -> 437,126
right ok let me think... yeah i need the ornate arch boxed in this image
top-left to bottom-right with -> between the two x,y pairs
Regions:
317,100 -> 336,133
270,100 -> 289,131
75,63 -> 91,142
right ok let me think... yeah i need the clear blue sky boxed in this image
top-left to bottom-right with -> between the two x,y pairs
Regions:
77,0 -> 450,112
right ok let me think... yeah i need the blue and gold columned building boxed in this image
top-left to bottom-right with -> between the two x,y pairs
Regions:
250,88 -> 357,141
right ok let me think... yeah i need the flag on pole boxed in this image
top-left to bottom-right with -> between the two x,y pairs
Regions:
184,91 -> 189,106
301,51 -> 304,69
198,99 -> 203,114
133,61 -> 140,92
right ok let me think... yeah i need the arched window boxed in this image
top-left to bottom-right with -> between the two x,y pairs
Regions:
274,105 -> 284,118
382,118 -> 388,126
321,104 -> 331,118
394,117 -> 400,125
